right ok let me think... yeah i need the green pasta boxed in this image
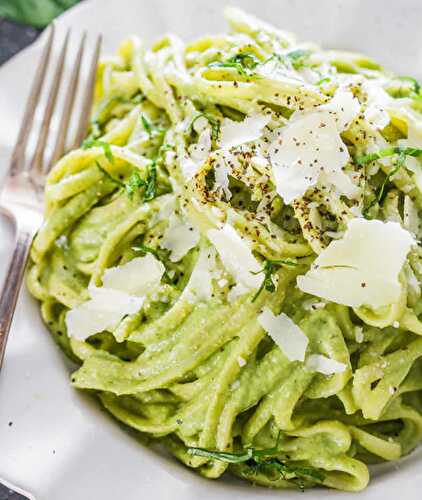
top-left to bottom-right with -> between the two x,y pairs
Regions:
27,7 -> 422,492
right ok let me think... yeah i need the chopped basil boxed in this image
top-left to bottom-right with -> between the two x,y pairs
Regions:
252,258 -> 297,302
95,161 -> 125,188
124,161 -> 157,201
208,52 -> 260,78
82,138 -> 114,163
187,445 -> 324,489
397,76 -> 421,95
355,146 -> 422,166
362,153 -> 406,219
286,49 -> 312,69
190,113 -> 221,141
141,114 -> 165,139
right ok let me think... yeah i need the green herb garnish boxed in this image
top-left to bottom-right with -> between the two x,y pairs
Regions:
82,138 -> 114,163
95,161 -> 125,188
228,52 -> 260,70
355,146 -> 422,166
124,161 -> 157,201
125,171 -> 146,198
187,445 -> 324,489
397,76 -> 421,95
141,115 -> 153,137
251,258 -> 297,302
316,77 -> 331,86
362,152 -> 407,219
286,49 -> 311,69
141,114 -> 165,139
190,113 -> 221,141
208,52 -> 260,78
144,160 -> 157,201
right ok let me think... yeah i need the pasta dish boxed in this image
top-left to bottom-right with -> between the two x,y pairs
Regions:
27,7 -> 422,491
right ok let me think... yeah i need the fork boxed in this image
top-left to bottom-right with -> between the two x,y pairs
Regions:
0,25 -> 102,369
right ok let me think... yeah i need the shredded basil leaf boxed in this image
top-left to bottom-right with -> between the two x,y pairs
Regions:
362,153 -> 406,219
190,113 -> 221,141
252,258 -> 297,302
125,171 -> 146,198
398,76 -> 421,95
187,445 -> 324,488
356,146 -> 422,166
82,138 -> 114,163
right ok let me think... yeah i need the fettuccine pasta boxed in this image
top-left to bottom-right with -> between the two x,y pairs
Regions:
28,8 -> 422,491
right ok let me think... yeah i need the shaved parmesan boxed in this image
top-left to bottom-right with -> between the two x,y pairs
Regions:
403,195 -> 419,236
160,214 -> 200,262
258,308 -> 309,362
306,354 -> 347,375
66,288 -> 144,341
182,247 -> 215,304
218,113 -> 271,149
182,126 -> 212,179
362,81 -> 391,130
297,219 -> 414,308
102,254 -> 165,296
66,255 -> 166,340
269,91 -> 360,204
207,224 -> 261,292
320,90 -> 361,131
212,151 -> 233,199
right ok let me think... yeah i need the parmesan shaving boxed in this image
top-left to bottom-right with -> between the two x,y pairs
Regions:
218,113 -> 271,149
258,308 -> 309,362
160,214 -> 200,262
102,254 -> 165,296
207,224 -> 261,292
269,91 -> 360,204
297,219 -> 414,308
306,354 -> 347,375
66,288 -> 144,341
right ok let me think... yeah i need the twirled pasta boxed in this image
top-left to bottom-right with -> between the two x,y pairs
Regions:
28,8 -> 422,492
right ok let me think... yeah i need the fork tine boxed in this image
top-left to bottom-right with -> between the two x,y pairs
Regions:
9,25 -> 55,175
72,34 -> 102,149
48,32 -> 87,170
29,30 -> 70,178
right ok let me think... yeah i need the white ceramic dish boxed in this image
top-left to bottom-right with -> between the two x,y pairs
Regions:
0,1 -> 421,498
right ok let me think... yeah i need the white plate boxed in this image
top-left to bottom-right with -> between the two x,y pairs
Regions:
0,1 -> 422,498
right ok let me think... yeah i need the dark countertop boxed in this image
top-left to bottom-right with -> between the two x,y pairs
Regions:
0,18 -> 40,65
0,17 -> 41,500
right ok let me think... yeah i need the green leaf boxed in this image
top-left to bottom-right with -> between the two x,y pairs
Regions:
362,153 -> 407,219
190,113 -> 221,142
82,138 -> 114,164
187,445 -> 324,488
286,49 -> 311,69
125,171 -> 146,198
0,0 -> 80,28
144,161 -> 157,201
316,77 -> 331,86
355,146 -> 422,166
140,114 -> 165,139
252,258 -> 297,302
208,52 -> 261,79
397,76 -> 421,95
95,162 -> 125,188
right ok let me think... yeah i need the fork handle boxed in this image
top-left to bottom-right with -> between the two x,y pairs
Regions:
0,229 -> 33,368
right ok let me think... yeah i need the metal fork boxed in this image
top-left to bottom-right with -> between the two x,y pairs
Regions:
0,25 -> 102,368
